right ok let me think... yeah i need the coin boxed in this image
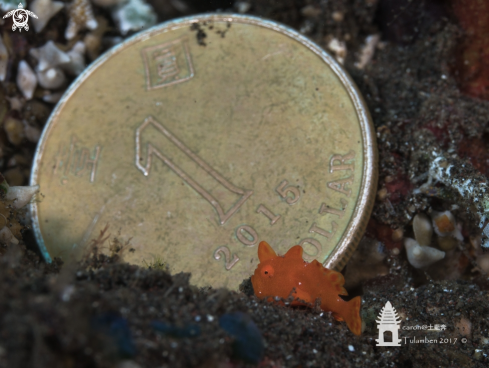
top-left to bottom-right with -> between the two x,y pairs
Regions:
30,14 -> 377,289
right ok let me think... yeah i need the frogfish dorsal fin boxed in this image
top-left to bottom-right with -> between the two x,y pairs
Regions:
258,241 -> 277,262
285,245 -> 303,259
312,260 -> 348,296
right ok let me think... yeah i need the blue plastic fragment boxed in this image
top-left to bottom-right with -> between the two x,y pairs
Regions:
92,313 -> 136,358
151,321 -> 201,338
219,312 -> 264,364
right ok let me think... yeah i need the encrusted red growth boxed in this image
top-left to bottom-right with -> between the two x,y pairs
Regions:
457,137 -> 489,177
384,174 -> 413,204
452,0 -> 489,100
366,218 -> 402,251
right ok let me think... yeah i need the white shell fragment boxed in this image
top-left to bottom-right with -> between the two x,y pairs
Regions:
112,0 -> 157,35
431,210 -> 463,241
65,0 -> 98,40
36,67 -> 66,89
327,38 -> 347,65
6,185 -> 40,209
0,35 -> 8,82
413,213 -> 432,246
404,237 -> 445,268
0,226 -> 19,244
16,61 -> 37,100
30,0 -> 64,33
355,34 -> 380,69
61,41 -> 86,76
30,40 -> 70,72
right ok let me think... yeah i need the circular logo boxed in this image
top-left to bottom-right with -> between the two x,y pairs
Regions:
2,3 -> 38,32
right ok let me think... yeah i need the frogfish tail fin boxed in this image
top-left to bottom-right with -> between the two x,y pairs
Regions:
344,296 -> 362,336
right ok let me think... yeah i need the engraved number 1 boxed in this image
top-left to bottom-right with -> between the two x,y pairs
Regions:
135,116 -> 253,225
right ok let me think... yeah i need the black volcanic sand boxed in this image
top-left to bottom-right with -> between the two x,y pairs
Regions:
1,0 -> 489,367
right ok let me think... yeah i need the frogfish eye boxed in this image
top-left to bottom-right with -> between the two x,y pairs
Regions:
262,265 -> 274,277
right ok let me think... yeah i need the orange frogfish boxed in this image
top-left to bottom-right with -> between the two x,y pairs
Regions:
251,241 -> 362,335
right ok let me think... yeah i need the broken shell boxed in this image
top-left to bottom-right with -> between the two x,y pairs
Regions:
413,213 -> 433,246
431,210 -> 463,241
36,67 -> 66,89
404,237 -> 445,268
111,0 -> 157,35
65,0 -> 98,40
4,117 -> 25,145
0,35 -> 8,81
61,41 -> 86,76
355,34 -> 380,69
0,226 -> 19,244
16,61 -> 37,100
30,0 -> 64,33
6,184 -> 40,209
30,41 -> 70,72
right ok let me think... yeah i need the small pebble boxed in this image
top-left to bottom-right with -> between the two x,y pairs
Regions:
404,237 -> 445,268
4,117 -> 25,145
16,61 -> 37,100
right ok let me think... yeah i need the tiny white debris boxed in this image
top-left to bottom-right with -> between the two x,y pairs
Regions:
0,35 -> 8,82
30,41 -> 70,72
61,41 -> 86,76
61,285 -> 75,301
355,34 -> 380,69
235,1 -> 250,13
65,0 -> 98,40
348,345 -> 355,352
112,0 -> 157,35
16,61 -> 37,100
207,314 -> 214,322
36,67 -> 66,89
327,38 -> 347,64
6,185 -> 40,208
30,0 -> 64,33
404,238 -> 445,268
0,226 -> 18,244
